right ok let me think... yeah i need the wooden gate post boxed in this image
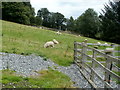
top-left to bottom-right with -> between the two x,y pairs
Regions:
111,43 -> 115,57
105,58 -> 110,82
81,42 -> 87,70
104,50 -> 113,88
74,41 -> 77,62
90,47 -> 97,81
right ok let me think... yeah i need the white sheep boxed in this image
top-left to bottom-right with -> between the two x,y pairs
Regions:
56,31 -> 62,35
78,35 -> 81,37
44,39 -> 59,48
104,42 -> 108,46
53,39 -> 59,44
97,42 -> 101,45
84,39 -> 88,43
82,39 -> 88,46
44,41 -> 54,48
104,48 -> 114,54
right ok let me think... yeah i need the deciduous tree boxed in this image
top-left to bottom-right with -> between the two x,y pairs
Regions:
76,8 -> 100,38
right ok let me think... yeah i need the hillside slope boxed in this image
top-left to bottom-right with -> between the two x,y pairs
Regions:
2,20 -> 110,66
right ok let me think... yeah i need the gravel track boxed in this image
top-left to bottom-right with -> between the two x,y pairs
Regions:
0,52 -> 119,88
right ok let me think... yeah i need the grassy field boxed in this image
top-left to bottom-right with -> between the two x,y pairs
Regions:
1,69 -> 73,88
1,20 -> 120,88
2,20 -> 114,66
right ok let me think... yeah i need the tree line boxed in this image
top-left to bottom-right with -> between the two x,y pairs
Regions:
1,1 -> 120,44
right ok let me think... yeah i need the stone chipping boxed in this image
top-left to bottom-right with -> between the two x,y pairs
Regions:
0,52 -> 118,88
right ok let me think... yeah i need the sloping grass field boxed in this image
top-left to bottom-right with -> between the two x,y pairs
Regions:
1,20 -> 120,88
1,20 -> 113,66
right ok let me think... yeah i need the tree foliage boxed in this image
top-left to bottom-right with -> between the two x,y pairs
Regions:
51,12 -> 65,29
75,8 -> 100,38
35,16 -> 42,26
37,8 -> 50,27
2,2 -> 35,25
37,8 -> 66,30
100,1 -> 120,43
66,16 -> 75,31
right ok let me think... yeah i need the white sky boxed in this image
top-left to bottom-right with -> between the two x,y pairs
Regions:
30,0 -> 110,19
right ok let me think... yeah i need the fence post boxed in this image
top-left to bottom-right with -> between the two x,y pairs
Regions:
105,58 -> 110,84
111,43 -> 115,57
104,51 -> 113,88
90,47 -> 97,81
81,42 -> 87,70
74,41 -> 77,62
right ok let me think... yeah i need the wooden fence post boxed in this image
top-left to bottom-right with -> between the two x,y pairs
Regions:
74,41 -> 77,62
81,42 -> 87,70
90,48 -> 97,81
111,43 -> 115,57
105,51 -> 113,88
105,58 -> 110,82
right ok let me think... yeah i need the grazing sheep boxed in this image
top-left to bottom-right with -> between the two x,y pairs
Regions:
53,39 -> 59,44
104,48 -> 114,54
76,35 -> 81,37
82,39 -> 88,46
44,41 -> 54,48
104,42 -> 108,46
97,42 -> 101,46
84,39 -> 88,43
56,31 -> 62,35
39,27 -> 42,29
44,39 -> 59,48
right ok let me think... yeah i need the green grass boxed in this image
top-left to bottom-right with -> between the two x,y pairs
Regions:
115,64 -> 120,68
115,46 -> 120,50
1,20 -> 120,88
112,71 -> 120,84
1,69 -> 74,88
2,20 -> 113,66
96,57 -> 106,61
2,20 -> 120,66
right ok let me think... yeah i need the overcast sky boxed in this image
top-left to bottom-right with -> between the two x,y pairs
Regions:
30,0 -> 110,19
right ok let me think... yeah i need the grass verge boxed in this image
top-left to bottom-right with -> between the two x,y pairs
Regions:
1,69 -> 74,88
